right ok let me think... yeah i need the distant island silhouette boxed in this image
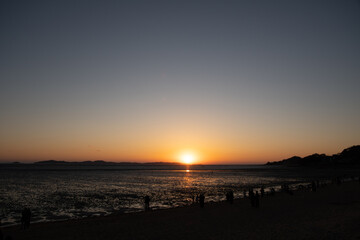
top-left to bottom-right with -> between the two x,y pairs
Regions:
266,145 -> 360,166
33,160 -> 183,166
3,145 -> 359,167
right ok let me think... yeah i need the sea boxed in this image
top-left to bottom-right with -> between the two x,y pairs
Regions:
0,164 -> 357,226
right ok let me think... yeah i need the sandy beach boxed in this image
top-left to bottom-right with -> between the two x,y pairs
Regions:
2,180 -> 360,240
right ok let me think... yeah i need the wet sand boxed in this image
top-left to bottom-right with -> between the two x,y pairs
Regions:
3,180 -> 360,240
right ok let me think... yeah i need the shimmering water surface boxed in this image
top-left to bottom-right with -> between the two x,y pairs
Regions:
0,165 -> 354,226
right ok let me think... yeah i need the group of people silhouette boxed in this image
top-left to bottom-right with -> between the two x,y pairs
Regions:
141,176 -> 359,211
0,207 -> 31,240
248,188 -> 260,208
9,175 -> 358,238
281,184 -> 294,195
143,193 -> 208,210
143,188 -> 263,210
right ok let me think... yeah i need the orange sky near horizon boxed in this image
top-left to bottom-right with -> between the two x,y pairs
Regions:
0,117 -> 356,164
1,84 -> 358,164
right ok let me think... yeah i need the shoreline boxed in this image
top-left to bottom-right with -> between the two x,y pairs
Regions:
3,179 -> 360,240
0,177 -> 345,228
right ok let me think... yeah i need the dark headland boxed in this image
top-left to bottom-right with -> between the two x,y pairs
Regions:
266,145 -> 360,167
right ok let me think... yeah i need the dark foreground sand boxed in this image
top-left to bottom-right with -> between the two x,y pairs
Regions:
3,181 -> 360,240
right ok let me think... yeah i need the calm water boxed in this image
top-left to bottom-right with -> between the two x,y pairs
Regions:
0,164 -> 354,226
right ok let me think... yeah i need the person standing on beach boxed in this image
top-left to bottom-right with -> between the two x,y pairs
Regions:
249,188 -> 255,207
311,181 -> 316,192
144,195 -> 150,211
21,209 -> 26,229
199,194 -> 205,208
255,191 -> 260,208
260,186 -> 265,197
336,177 -> 342,185
21,208 -> 31,230
226,190 -> 234,204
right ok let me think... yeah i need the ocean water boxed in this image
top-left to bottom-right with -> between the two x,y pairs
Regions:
0,164 -> 355,226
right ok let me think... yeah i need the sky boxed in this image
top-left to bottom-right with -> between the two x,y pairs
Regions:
1,0 -> 359,164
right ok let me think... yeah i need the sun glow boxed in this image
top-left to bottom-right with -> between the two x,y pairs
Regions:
179,152 -> 197,164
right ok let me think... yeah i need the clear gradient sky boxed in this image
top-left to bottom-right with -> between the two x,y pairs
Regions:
1,0 -> 359,164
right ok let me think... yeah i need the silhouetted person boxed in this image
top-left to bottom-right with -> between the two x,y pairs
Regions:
281,184 -> 289,192
336,177 -> 342,185
199,194 -> 205,208
311,181 -> 316,192
249,188 -> 255,207
248,188 -> 254,198
243,189 -> 247,198
144,195 -> 150,211
229,190 -> 234,204
270,187 -> 275,195
226,190 -> 234,204
260,186 -> 265,197
21,208 -> 31,229
255,191 -> 260,208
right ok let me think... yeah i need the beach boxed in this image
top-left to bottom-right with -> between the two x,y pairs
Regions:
2,180 -> 360,240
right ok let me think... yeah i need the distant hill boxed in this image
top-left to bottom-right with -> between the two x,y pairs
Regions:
266,145 -> 360,166
34,160 -> 182,166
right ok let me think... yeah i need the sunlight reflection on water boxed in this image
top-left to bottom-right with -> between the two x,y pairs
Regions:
0,167 -> 347,226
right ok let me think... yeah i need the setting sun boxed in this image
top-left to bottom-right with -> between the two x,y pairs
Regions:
179,152 -> 196,164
